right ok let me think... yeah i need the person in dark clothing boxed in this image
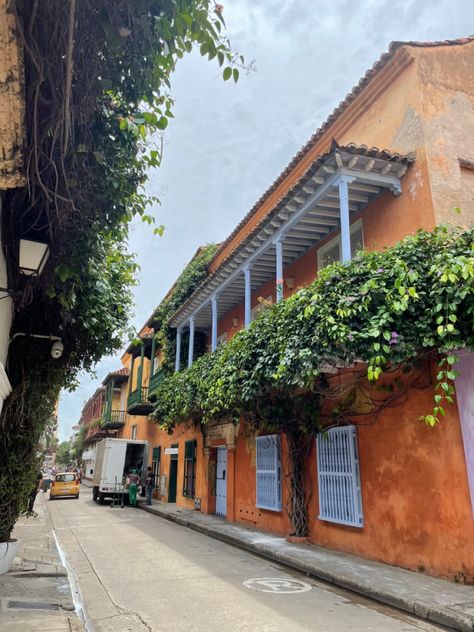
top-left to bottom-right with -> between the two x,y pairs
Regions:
27,471 -> 43,514
145,466 -> 154,506
128,469 -> 140,507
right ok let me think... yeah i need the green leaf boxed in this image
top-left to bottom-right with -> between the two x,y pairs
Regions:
233,68 -> 239,83
223,67 -> 232,81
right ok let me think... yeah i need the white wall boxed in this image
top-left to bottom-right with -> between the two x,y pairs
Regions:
0,195 -> 12,412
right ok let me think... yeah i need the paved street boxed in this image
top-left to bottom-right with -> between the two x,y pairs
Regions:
46,487 -> 446,632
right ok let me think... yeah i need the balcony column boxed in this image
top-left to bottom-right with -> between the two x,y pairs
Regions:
128,355 -> 135,395
275,238 -> 284,303
244,266 -> 251,327
137,344 -> 145,393
338,175 -> 354,263
150,332 -> 156,376
175,327 -> 182,373
107,379 -> 114,418
188,316 -> 195,368
211,295 -> 218,352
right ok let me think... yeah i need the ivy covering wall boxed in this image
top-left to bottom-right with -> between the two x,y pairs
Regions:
152,226 -> 474,430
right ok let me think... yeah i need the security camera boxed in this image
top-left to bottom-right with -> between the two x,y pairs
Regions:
51,340 -> 64,359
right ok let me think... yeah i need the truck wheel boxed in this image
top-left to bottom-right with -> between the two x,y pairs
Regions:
92,487 -> 99,501
99,492 -> 105,504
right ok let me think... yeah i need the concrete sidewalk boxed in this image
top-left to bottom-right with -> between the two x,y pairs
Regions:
140,499 -> 474,632
0,493 -> 84,631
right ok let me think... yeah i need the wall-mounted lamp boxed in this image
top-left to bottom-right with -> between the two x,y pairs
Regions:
232,317 -> 239,327
0,236 -> 50,296
18,238 -> 50,276
285,277 -> 295,289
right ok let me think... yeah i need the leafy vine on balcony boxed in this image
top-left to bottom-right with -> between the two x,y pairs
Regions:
152,226 -> 474,430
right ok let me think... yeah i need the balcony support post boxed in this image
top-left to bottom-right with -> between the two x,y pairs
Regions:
150,332 -> 156,377
337,175 -> 354,263
128,356 -> 135,395
137,344 -> 145,394
275,238 -> 284,303
244,266 -> 251,327
175,327 -> 182,373
188,316 -> 195,368
211,296 -> 218,352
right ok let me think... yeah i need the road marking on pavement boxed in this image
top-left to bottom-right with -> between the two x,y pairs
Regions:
243,577 -> 312,593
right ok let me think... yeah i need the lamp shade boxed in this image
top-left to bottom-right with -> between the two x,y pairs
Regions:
19,238 -> 50,276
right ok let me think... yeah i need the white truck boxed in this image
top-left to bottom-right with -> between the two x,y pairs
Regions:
92,438 -> 148,503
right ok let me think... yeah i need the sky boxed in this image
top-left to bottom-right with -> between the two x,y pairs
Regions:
58,0 -> 474,441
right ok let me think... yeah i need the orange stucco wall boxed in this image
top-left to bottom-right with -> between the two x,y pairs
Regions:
226,374 -> 474,582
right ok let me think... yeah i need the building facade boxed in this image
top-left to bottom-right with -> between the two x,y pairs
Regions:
81,37 -> 474,582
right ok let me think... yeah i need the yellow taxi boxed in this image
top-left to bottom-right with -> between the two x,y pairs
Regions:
49,472 -> 80,500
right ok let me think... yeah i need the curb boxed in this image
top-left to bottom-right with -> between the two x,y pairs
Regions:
139,503 -> 474,632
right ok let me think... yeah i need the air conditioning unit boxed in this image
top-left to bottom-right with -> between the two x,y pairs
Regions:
194,498 -> 201,510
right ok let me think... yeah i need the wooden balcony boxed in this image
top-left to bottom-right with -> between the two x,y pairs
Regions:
148,369 -> 165,400
101,409 -> 126,430
127,386 -> 153,416
83,422 -> 106,444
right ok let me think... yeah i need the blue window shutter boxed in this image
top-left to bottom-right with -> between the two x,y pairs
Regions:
256,435 -> 282,511
316,426 -> 363,527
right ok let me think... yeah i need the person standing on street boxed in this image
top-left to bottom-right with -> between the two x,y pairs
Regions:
145,466 -> 154,506
27,470 -> 43,514
128,468 -> 140,507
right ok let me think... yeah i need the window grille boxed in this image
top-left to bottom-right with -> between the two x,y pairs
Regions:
256,435 -> 282,511
317,220 -> 364,270
316,426 -> 363,527
183,440 -> 197,498
152,446 -> 161,490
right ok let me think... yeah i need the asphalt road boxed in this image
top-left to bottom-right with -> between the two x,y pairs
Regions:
47,487 -> 445,632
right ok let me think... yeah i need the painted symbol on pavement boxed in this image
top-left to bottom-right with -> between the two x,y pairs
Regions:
243,577 -> 312,593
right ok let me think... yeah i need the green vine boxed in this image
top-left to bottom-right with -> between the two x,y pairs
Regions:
152,226 -> 474,429
0,1 -> 242,542
150,243 -> 218,374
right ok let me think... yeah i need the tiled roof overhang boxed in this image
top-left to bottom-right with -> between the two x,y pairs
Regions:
169,143 -> 413,329
102,367 -> 129,386
125,329 -> 154,356
208,36 -> 474,273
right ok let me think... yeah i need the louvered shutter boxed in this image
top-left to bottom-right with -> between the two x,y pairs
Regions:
256,435 -> 282,511
318,220 -> 364,270
316,426 -> 363,527
320,241 -> 340,268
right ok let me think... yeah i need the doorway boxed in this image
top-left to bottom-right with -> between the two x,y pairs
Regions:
168,443 -> 178,503
215,446 -> 227,517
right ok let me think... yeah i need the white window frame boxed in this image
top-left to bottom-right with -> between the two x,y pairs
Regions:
316,426 -> 363,527
256,434 -> 282,511
131,424 -> 137,440
317,219 -> 364,270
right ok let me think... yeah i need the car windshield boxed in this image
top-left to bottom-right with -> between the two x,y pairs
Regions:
56,473 -> 76,482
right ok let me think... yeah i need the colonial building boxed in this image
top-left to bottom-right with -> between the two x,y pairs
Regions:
82,37 -> 474,582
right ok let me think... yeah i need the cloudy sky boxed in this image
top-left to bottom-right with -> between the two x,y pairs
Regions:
58,0 -> 474,441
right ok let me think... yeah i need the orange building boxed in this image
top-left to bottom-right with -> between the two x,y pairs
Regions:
84,37 -> 474,582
